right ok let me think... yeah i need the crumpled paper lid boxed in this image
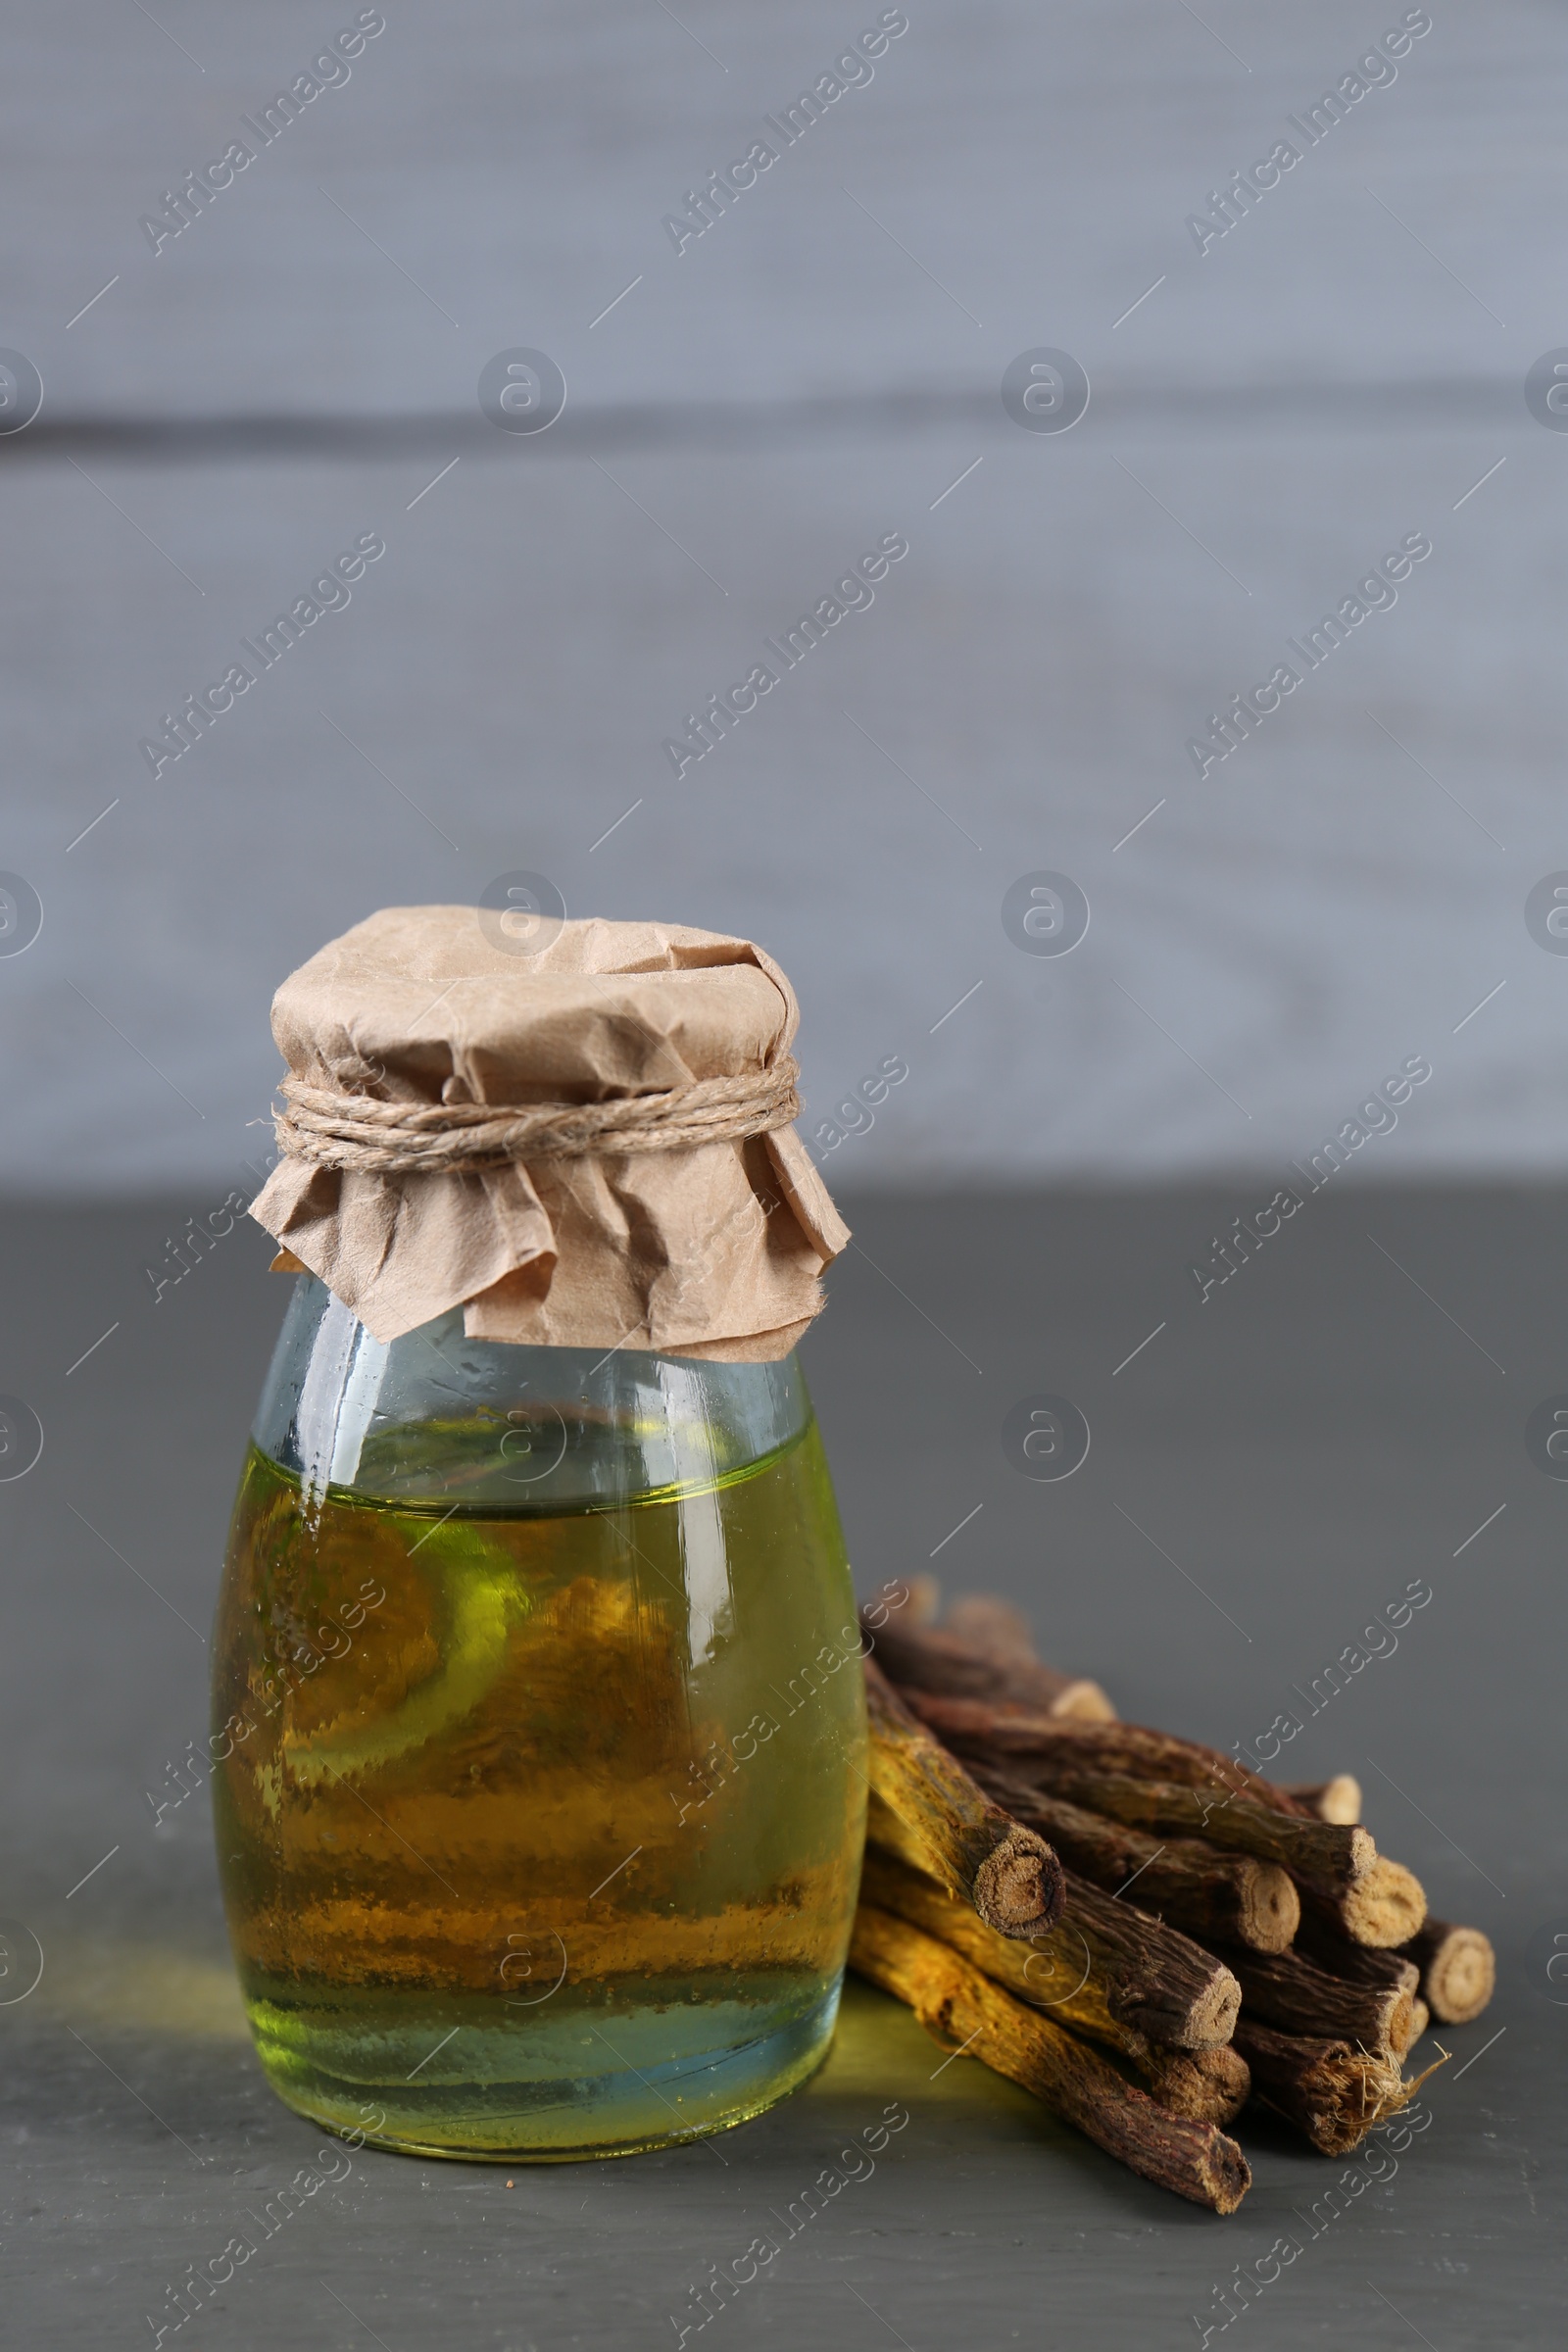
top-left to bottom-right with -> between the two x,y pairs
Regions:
249,906 -> 850,1358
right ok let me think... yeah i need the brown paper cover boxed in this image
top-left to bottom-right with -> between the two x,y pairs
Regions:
249,906 -> 849,1357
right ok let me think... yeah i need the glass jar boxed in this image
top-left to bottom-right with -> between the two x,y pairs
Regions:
212,1275 -> 866,2162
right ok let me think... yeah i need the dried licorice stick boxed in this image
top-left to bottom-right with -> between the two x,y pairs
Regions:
859,1846 -> 1250,2123
972,1766 -> 1300,1953
980,1765 -> 1375,1900
899,1689 -> 1312,1819
1217,1944 -> 1415,2059
863,1602 -> 1115,1723
1230,2015 -> 1443,2157
850,1903 -> 1251,2213
863,1658 -> 1063,1936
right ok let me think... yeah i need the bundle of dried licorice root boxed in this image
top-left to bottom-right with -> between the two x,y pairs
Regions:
851,1587 -> 1495,2215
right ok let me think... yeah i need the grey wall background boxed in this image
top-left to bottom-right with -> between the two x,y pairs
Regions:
2,0 -> 1564,1192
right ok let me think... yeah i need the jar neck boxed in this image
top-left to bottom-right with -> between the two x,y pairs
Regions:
253,1275 -> 812,1513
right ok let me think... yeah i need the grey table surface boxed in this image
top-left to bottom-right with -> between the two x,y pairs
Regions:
1,1182 -> 1560,2348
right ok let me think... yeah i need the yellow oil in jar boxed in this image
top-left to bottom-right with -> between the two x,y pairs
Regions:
212,1419 -> 866,2160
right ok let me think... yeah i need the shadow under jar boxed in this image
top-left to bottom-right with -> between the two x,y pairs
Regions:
213,1277 -> 866,2161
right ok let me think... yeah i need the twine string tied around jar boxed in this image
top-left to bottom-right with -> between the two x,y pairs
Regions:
271,1056 -> 803,1175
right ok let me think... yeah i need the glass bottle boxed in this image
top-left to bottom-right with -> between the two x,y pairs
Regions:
211,1275 -> 866,2162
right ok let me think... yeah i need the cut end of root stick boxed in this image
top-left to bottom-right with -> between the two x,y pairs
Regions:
1189,1964 -> 1243,2051
1418,1925 -> 1496,2025
1237,1861 -> 1300,1953
1199,2134 -> 1252,2218
1050,1678 -> 1119,1723
974,1826 -> 1066,1936
1344,1825 -> 1378,1882
1145,2045 -> 1251,2130
1339,1857 -> 1428,1947
1287,1775 -> 1363,1825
